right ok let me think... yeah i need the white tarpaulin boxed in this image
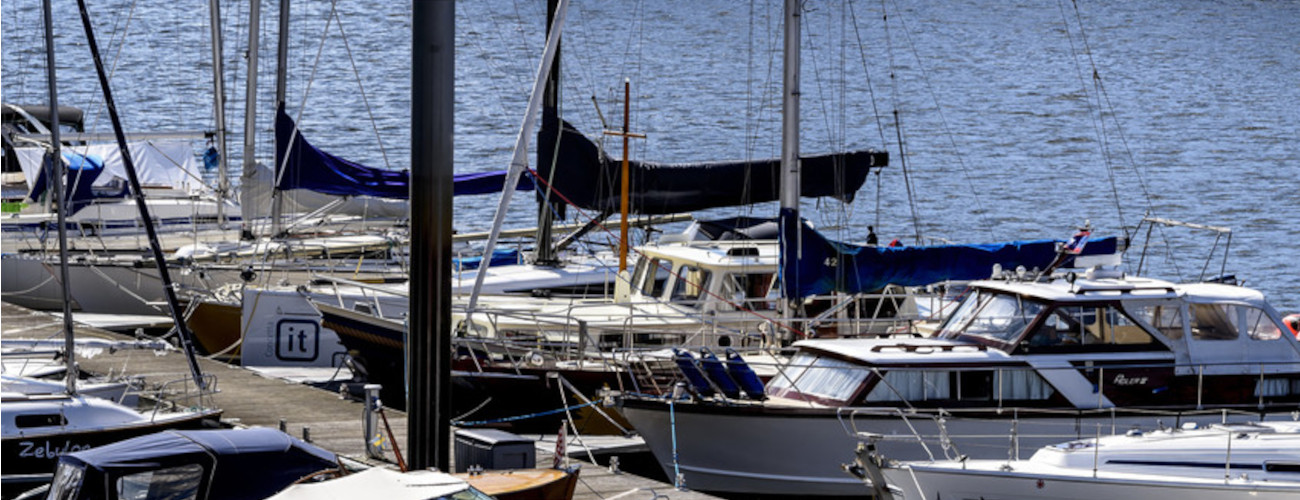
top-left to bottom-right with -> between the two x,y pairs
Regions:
15,140 -> 204,194
265,468 -> 472,500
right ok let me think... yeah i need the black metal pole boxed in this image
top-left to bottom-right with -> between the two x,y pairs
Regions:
409,0 -> 454,471
74,0 -> 207,389
271,0 -> 291,236
533,0 -> 562,266
42,0 -> 78,396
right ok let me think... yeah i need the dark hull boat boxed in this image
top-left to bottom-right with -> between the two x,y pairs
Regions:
318,302 -> 637,432
1,394 -> 221,497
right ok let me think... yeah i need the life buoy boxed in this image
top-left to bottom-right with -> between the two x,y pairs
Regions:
1284,314 -> 1300,338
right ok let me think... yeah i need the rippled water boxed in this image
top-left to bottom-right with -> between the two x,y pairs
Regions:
4,0 -> 1297,311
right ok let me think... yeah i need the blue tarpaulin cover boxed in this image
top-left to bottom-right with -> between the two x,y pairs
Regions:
452,247 -> 521,271
58,428 -> 337,500
27,152 -> 122,213
274,104 -> 533,198
536,116 -> 888,215
782,222 -> 1121,299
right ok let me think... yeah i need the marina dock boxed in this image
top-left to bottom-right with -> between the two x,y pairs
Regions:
1,302 -> 719,500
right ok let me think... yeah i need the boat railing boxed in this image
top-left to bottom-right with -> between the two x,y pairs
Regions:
837,405 -> 1275,464
456,303 -> 762,351
803,287 -> 944,337
311,273 -> 408,319
848,359 -> 1300,415
456,288 -> 947,352
837,407 -> 953,461
144,373 -> 219,418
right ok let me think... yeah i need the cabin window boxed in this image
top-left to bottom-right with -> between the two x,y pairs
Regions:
638,258 -> 668,298
718,272 -> 776,311
670,265 -> 712,307
865,368 -> 1055,402
768,353 -> 868,402
47,463 -> 84,500
1127,303 -> 1185,340
116,463 -> 203,500
1188,304 -> 1239,341
1023,304 -> 1159,349
1243,307 -> 1283,341
994,369 -> 1056,400
14,413 -> 67,428
630,257 -> 647,289
1255,378 -> 1300,397
865,370 -> 950,402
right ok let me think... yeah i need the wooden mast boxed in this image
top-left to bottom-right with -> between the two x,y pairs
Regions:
602,79 -> 645,273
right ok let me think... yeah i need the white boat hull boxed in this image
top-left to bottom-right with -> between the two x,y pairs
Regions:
885,463 -> 1300,500
621,402 -> 1293,496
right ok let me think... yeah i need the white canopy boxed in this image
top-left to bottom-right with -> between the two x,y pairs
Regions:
265,468 -> 473,500
15,140 -> 204,193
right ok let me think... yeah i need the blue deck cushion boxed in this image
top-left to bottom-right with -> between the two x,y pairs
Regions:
698,348 -> 741,399
672,348 -> 715,397
724,348 -> 767,401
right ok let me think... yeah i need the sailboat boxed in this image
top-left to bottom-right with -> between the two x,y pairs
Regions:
1,4 -> 223,496
615,2 -> 1300,496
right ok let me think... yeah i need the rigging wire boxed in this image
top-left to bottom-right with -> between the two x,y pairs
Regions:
802,2 -> 846,240
330,7 -> 391,170
466,0 -> 536,120
879,0 -> 924,244
883,0 -> 996,242
846,1 -> 890,147
1057,0 -> 1182,278
1066,1 -> 1162,227
1057,0 -> 1127,237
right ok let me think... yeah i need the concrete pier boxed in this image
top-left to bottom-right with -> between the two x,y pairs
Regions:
1,301 -> 719,499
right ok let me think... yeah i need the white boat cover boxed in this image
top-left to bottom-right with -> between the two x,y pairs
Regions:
14,140 -> 204,193
265,468 -> 471,500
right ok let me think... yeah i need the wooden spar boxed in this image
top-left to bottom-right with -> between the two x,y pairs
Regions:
602,78 -> 645,273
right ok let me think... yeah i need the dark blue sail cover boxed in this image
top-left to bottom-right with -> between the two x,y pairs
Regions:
536,116 -> 888,215
782,222 -> 1121,299
274,105 -> 533,198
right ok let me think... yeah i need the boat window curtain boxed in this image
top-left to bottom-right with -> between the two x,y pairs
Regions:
865,370 -> 951,402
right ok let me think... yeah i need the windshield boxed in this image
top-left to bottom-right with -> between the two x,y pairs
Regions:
116,464 -> 203,500
767,352 -> 869,403
46,462 -> 84,500
938,291 -> 1045,344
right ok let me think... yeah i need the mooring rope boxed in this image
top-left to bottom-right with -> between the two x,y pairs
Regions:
451,400 -> 597,427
